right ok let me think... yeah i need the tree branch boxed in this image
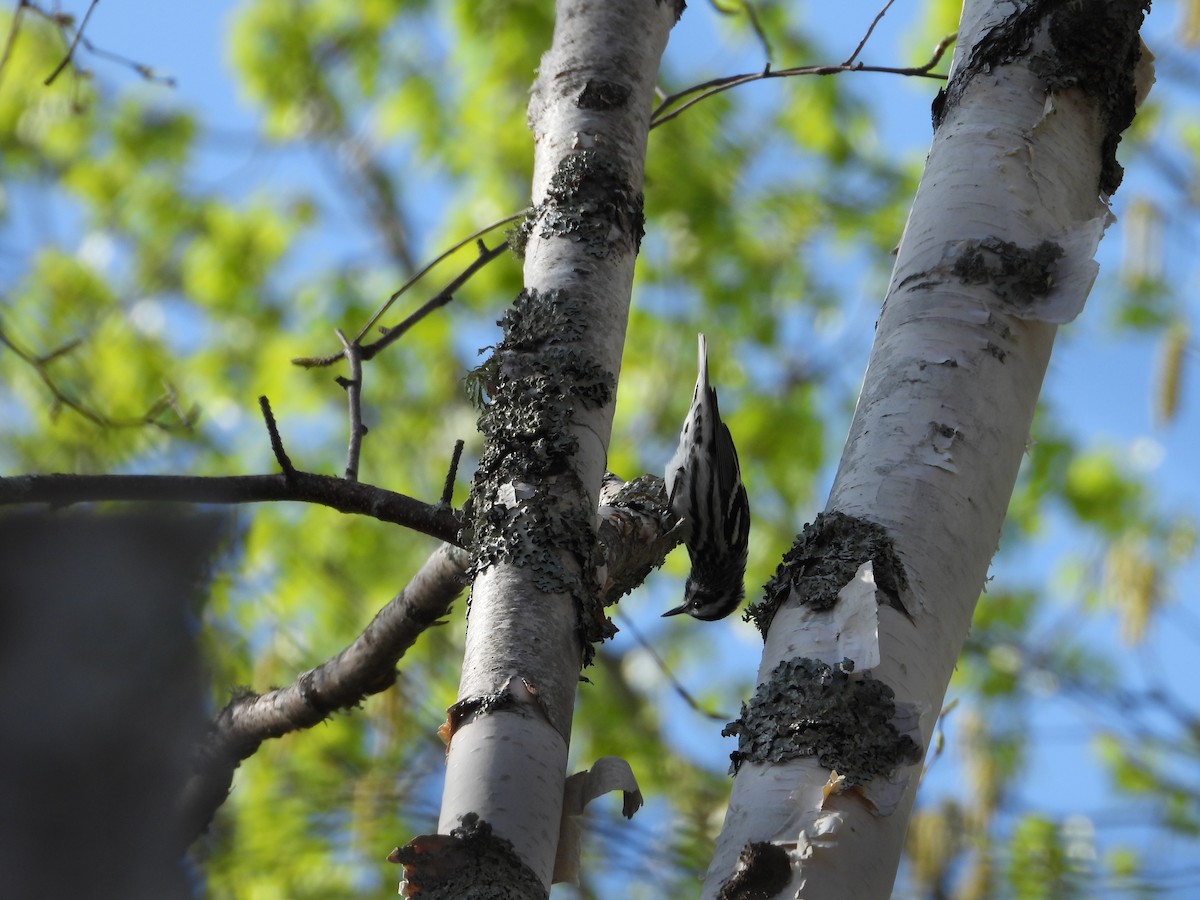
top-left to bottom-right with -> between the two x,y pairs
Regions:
441,439 -> 465,507
178,472 -> 684,843
256,395 -> 296,482
0,472 -> 463,545
0,0 -> 28,93
352,212 -> 525,345
842,0 -> 899,69
43,0 -> 97,86
6,0 -> 175,88
177,541 -> 474,842
650,32 -> 956,129
293,240 -> 510,369
0,325 -> 197,431
334,330 -> 366,482
613,611 -> 729,721
708,0 -> 773,67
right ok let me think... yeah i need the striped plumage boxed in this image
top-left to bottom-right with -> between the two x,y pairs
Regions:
663,334 -> 750,621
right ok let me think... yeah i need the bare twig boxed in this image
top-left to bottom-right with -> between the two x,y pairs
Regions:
0,472 -> 463,545
353,211 -> 525,344
615,613 -> 729,722
36,337 -> 83,364
257,395 -> 297,483
334,330 -> 366,482
293,213 -> 520,369
0,0 -> 28,93
293,241 -> 510,369
1,325 -> 196,431
75,37 -> 174,85
43,0 -> 97,85
650,32 -> 956,129
3,0 -> 173,88
742,1 -> 771,65
364,241 -> 508,357
922,696 -> 958,781
441,439 -> 464,507
323,137 -> 417,273
842,0 -> 899,68
709,0 -> 773,66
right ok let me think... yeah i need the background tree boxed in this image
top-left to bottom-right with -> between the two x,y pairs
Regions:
0,0 -> 1197,897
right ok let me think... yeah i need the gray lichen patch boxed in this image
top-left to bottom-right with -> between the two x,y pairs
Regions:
937,0 -> 1149,195
387,813 -> 547,900
462,288 -> 618,661
1034,0 -> 1150,195
517,149 -> 645,258
748,511 -> 909,635
722,658 -> 922,786
951,237 -> 1064,311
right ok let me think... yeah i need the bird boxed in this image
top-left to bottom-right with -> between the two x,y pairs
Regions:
662,333 -> 750,621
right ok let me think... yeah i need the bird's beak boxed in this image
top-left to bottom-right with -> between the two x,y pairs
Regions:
661,602 -> 689,617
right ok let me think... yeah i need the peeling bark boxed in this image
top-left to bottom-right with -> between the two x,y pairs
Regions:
704,1 -> 1152,896
426,0 -> 680,892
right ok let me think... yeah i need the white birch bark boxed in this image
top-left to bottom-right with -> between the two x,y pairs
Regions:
435,0 -> 679,890
703,1 -> 1152,896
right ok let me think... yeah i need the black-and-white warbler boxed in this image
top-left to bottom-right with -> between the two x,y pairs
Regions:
662,333 -> 750,621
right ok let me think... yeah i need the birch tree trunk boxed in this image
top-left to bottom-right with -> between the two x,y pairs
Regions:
703,1 -> 1153,897
416,0 -> 682,894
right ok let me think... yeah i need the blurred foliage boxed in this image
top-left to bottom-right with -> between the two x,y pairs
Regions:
1,1 -> 1199,898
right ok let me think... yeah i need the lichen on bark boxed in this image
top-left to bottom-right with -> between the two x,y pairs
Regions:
722,657 -> 921,785
461,287 -> 618,658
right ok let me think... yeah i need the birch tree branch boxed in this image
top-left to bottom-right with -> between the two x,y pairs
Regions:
335,329 -> 366,482
177,541 -> 473,842
293,240 -> 510,370
0,472 -> 462,545
178,477 -> 680,843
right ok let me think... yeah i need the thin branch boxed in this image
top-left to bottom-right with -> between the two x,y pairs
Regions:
178,473 -> 694,840
441,439 -> 464,507
363,241 -> 508,359
742,1 -> 772,65
257,395 -> 296,482
0,325 -> 196,431
650,32 -> 956,129
43,0 -> 97,86
0,472 -> 463,545
842,0 -> 898,68
334,330 -> 366,482
75,34 -> 175,85
0,0 -> 28,93
709,0 -> 773,66
292,241 -> 509,369
7,0 -> 288,92
615,613 -> 729,722
177,541 -> 474,842
921,696 -> 959,781
353,211 -> 525,345
10,0 -> 173,87
37,336 -> 83,364
322,136 -> 417,273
